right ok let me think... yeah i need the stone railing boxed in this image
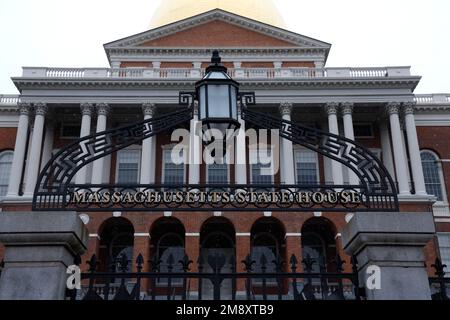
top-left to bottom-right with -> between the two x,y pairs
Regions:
0,94 -> 19,106
20,66 -> 413,80
415,94 -> 450,104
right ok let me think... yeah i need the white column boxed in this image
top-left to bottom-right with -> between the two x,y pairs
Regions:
387,103 -> 411,195
140,103 -> 156,185
403,103 -> 427,195
7,104 -> 30,197
24,103 -> 47,197
279,103 -> 295,185
235,104 -> 247,185
325,103 -> 344,185
379,120 -> 395,178
189,104 -> 201,185
40,122 -> 55,172
91,103 -> 110,185
75,103 -> 93,185
341,103 -> 359,185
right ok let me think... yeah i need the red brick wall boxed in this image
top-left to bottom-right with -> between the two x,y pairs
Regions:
120,62 -> 152,68
417,126 -> 450,204
160,62 -> 193,68
140,21 -> 296,47
0,127 -> 18,151
282,62 -> 315,68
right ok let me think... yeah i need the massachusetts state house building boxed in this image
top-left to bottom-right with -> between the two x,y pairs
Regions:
0,0 -> 449,299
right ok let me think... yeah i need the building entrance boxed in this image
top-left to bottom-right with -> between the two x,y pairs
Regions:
200,218 -> 236,300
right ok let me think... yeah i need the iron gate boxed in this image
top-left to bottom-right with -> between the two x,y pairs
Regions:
68,252 -> 364,301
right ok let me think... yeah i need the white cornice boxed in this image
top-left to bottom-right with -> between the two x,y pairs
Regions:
12,77 -> 421,93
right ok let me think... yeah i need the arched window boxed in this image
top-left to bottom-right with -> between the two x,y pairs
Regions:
98,218 -> 135,273
251,218 -> 286,283
0,151 -> 13,197
301,218 -> 337,273
421,151 -> 446,202
151,218 -> 185,285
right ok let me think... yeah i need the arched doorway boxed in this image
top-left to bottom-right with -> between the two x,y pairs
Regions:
150,218 -> 186,286
250,218 -> 286,293
251,218 -> 286,273
98,217 -> 135,273
301,218 -> 337,273
200,217 -> 236,300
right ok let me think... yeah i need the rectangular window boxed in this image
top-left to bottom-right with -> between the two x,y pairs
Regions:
294,149 -> 318,184
61,123 -> 82,139
437,233 -> 450,277
207,163 -> 229,184
250,148 -> 274,184
163,148 -> 185,184
354,123 -> 374,138
116,150 -> 140,184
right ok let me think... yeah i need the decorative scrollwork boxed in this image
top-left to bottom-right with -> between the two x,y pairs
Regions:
242,108 -> 399,211
33,107 -> 193,210
238,92 -> 256,106
179,92 -> 196,106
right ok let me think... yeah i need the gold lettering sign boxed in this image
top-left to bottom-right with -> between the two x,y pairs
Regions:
69,190 -> 362,208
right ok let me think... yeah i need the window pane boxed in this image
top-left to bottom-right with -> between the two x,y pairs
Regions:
163,149 -> 184,184
117,150 -> 140,184
438,234 -> 450,277
0,152 -> 13,197
208,163 -> 228,184
251,149 -> 273,184
421,152 -> 444,201
295,150 -> 318,184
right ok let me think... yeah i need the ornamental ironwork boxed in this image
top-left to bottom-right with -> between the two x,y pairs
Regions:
32,103 -> 398,212
32,52 -> 398,213
68,252 -> 363,301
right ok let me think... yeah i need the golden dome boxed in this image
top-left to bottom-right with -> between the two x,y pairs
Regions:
150,0 -> 286,28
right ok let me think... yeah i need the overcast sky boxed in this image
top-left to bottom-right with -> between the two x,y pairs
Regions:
0,0 -> 449,94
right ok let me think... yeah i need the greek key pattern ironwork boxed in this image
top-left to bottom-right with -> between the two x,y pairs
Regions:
33,108 -> 193,210
242,108 -> 399,210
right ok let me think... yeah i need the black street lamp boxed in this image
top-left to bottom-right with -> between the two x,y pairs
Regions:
195,50 -> 241,143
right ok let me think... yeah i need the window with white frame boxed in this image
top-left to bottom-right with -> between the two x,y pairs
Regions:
116,149 -> 141,184
250,147 -> 274,184
162,147 -> 185,184
294,148 -> 319,184
421,151 -> 445,202
0,151 -> 13,197
437,233 -> 450,277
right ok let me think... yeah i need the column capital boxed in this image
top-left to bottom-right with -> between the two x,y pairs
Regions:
142,103 -> 156,117
324,102 -> 339,115
96,103 -> 110,116
80,103 -> 94,116
17,102 -> 31,116
386,102 -> 401,115
403,102 -> 417,115
341,102 -> 354,115
34,103 -> 47,116
279,102 -> 293,116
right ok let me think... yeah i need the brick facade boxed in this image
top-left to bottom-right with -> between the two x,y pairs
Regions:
139,20 -> 297,47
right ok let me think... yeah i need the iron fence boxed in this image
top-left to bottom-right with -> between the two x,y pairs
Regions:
429,258 -> 449,300
68,253 -> 363,301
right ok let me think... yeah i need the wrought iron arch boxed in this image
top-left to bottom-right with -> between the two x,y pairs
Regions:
242,107 -> 399,211
33,102 -> 398,212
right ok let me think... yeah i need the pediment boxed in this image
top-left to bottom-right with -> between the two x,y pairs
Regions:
104,9 -> 331,50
